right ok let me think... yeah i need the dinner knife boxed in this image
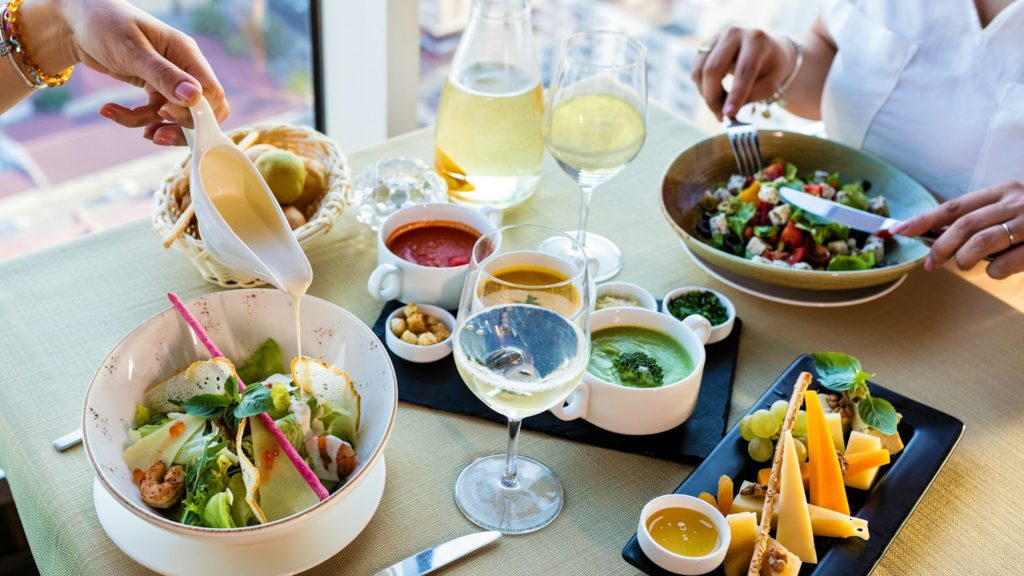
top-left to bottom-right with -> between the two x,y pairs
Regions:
777,188 -> 1007,261
374,531 -> 501,576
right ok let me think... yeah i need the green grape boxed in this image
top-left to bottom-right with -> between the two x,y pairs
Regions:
793,437 -> 808,462
750,409 -> 779,438
739,415 -> 755,441
770,400 -> 789,422
748,437 -> 774,463
792,410 -> 808,437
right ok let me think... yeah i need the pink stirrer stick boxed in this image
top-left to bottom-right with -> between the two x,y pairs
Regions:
167,292 -> 329,501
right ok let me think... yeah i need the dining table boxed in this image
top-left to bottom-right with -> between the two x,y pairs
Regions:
0,104 -> 1021,576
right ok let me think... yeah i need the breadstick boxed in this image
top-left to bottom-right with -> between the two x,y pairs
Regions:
747,372 -> 812,576
162,203 -> 195,249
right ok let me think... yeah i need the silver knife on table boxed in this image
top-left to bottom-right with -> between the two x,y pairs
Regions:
374,531 -> 501,576
776,187 -> 1008,260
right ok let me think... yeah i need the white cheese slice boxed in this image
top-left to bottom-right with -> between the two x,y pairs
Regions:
776,431 -> 817,564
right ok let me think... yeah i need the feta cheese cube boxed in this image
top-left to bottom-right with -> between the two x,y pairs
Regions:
821,183 -> 836,200
868,195 -> 890,216
768,204 -> 792,226
727,174 -> 747,191
746,236 -> 769,256
827,240 -> 849,255
772,259 -> 792,268
712,187 -> 733,203
813,170 -> 830,183
773,176 -> 789,186
792,262 -> 813,270
751,255 -> 773,265
863,236 -> 885,262
710,214 -> 729,235
847,237 -> 858,248
758,185 -> 780,205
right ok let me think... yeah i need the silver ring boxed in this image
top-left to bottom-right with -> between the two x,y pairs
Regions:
1002,222 -> 1015,246
697,45 -> 713,54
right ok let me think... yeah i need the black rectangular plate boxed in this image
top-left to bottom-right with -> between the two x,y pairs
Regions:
622,354 -> 965,576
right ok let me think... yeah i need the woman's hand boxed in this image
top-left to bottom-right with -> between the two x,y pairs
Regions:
890,181 -> 1024,279
690,26 -> 796,119
690,16 -> 837,121
24,0 -> 228,145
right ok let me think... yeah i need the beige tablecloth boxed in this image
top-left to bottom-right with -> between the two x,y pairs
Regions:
1,107 -> 1022,576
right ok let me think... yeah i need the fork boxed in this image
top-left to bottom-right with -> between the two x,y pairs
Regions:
725,116 -> 763,179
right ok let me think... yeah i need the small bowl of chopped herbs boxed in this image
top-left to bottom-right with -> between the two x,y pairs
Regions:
662,287 -> 735,344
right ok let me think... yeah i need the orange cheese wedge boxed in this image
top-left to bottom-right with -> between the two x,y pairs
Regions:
805,390 -> 850,515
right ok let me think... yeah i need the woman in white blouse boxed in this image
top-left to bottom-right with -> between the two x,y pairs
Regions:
692,0 -> 1024,279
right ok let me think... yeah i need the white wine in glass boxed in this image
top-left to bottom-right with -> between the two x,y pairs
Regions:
452,224 -> 592,534
543,31 -> 648,281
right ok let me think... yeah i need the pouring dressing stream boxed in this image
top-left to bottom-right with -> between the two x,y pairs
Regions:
184,97 -> 312,356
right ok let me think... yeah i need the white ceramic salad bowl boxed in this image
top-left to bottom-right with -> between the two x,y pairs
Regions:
83,289 -> 398,550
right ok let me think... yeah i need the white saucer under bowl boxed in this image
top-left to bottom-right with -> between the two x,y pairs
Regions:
95,457 -> 386,576
681,241 -> 906,308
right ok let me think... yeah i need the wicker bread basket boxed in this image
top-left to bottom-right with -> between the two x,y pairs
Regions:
152,124 -> 352,288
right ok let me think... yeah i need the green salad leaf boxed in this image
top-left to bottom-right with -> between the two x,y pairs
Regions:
179,437 -> 230,526
202,490 -> 236,529
784,162 -> 798,181
320,402 -> 358,447
227,473 -> 254,527
271,382 -> 291,412
827,251 -> 876,271
134,404 -> 152,428
237,339 -> 285,384
838,182 -> 870,211
792,210 -> 849,246
273,413 -> 307,451
727,201 -> 756,238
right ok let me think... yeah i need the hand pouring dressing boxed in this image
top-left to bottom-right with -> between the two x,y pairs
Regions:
184,97 -> 313,356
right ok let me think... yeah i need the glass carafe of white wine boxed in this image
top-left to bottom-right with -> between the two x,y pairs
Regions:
434,0 -> 543,209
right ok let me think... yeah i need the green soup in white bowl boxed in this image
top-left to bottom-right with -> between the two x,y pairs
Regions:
588,326 -> 693,388
551,308 -> 711,436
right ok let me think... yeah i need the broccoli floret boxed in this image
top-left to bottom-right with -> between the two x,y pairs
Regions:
613,352 -> 665,388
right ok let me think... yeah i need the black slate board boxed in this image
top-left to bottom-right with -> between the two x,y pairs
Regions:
371,300 -> 742,462
622,354 -> 965,576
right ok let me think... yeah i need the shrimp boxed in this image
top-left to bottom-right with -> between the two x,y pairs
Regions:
304,435 -> 357,481
138,461 -> 185,509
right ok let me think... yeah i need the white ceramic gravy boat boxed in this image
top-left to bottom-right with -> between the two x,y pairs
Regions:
183,97 -> 311,293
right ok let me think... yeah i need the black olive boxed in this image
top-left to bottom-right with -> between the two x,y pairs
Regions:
696,215 -> 712,238
724,233 -> 744,253
861,179 -> 872,192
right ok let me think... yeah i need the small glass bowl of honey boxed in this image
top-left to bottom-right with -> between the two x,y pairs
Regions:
637,494 -> 730,575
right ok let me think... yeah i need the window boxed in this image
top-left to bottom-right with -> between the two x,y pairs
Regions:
0,0 -> 318,260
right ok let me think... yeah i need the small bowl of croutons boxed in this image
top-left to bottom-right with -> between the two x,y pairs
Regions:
384,302 -> 454,363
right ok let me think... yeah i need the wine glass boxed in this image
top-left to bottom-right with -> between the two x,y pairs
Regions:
542,31 -> 648,282
452,224 -> 592,533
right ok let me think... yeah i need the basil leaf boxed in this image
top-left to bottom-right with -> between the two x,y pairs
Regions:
224,376 -> 239,401
812,352 -> 863,392
181,394 -> 233,418
858,396 -> 899,435
234,385 -> 275,418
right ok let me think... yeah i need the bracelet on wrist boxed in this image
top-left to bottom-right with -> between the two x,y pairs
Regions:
758,36 -> 803,118
2,0 -> 74,88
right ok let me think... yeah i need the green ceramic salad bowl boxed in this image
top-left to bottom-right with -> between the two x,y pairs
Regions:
661,131 -> 937,291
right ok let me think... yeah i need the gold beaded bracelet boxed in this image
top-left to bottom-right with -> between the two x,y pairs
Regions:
2,0 -> 74,88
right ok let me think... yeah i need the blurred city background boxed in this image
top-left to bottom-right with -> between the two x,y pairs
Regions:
0,0 -> 817,262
